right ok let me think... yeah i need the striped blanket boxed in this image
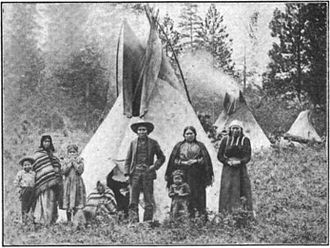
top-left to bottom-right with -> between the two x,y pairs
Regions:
84,188 -> 117,215
33,149 -> 62,198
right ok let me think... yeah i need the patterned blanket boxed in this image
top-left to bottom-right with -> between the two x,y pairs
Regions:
85,188 -> 117,215
33,149 -> 62,198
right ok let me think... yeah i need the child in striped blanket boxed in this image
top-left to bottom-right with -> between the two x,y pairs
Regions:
14,156 -> 36,224
83,181 -> 117,224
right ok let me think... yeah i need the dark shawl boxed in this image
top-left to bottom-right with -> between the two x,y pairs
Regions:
165,140 -> 214,189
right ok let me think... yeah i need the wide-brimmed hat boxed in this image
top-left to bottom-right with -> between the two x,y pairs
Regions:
18,156 -> 35,166
130,120 -> 154,134
229,120 -> 243,129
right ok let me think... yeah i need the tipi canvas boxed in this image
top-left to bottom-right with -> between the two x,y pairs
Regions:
81,14 -> 221,221
214,91 -> 271,150
285,110 -> 322,142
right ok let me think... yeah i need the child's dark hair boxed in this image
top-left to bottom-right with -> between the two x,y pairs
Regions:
172,169 -> 185,180
39,135 -> 55,152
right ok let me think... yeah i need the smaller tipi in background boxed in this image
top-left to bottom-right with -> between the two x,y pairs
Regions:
284,110 -> 322,143
214,91 -> 271,151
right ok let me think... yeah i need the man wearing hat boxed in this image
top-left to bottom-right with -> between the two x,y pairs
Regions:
124,120 -> 165,222
14,156 -> 36,223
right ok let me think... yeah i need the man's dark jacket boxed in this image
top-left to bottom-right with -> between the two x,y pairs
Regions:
125,137 -> 165,179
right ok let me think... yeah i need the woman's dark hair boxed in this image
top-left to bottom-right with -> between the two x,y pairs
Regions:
39,135 -> 55,152
183,126 -> 197,141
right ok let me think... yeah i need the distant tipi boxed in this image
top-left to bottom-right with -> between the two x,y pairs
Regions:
285,110 -> 322,142
81,13 -> 221,221
214,91 -> 271,150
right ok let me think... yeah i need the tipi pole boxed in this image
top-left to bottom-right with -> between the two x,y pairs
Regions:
155,19 -> 192,104
115,22 -> 124,97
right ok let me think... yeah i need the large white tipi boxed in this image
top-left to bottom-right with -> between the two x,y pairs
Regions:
81,12 -> 221,221
214,91 -> 271,151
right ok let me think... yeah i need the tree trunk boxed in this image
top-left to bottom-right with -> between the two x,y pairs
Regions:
243,46 -> 247,93
296,12 -> 302,102
85,80 -> 90,102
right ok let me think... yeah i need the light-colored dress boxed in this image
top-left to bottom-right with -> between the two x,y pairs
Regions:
62,157 -> 86,210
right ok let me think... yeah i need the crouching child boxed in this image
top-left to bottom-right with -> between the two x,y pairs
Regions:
14,156 -> 36,224
83,181 -> 117,225
107,169 -> 129,221
169,170 -> 190,220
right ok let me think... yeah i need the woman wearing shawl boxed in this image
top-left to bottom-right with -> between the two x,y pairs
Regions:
217,120 -> 253,213
32,135 -> 63,225
165,126 -> 214,220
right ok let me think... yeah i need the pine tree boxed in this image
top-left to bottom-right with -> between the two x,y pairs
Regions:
43,4 -> 89,69
5,4 -> 44,96
54,44 -> 107,109
196,4 -> 234,73
264,3 -> 327,107
41,4 -> 109,131
264,4 -> 309,102
241,10 -> 260,90
301,3 -> 327,106
247,11 -> 260,76
43,4 -> 105,105
178,3 -> 202,51
3,3 -> 47,135
159,13 -> 181,64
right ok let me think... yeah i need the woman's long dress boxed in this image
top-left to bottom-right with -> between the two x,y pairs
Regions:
32,149 -> 62,225
217,135 -> 253,213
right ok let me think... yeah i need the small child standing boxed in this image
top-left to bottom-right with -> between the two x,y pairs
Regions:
14,156 -> 36,223
62,144 -> 86,222
168,170 -> 191,220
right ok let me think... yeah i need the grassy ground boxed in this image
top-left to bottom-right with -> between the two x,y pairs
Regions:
3,132 -> 328,245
